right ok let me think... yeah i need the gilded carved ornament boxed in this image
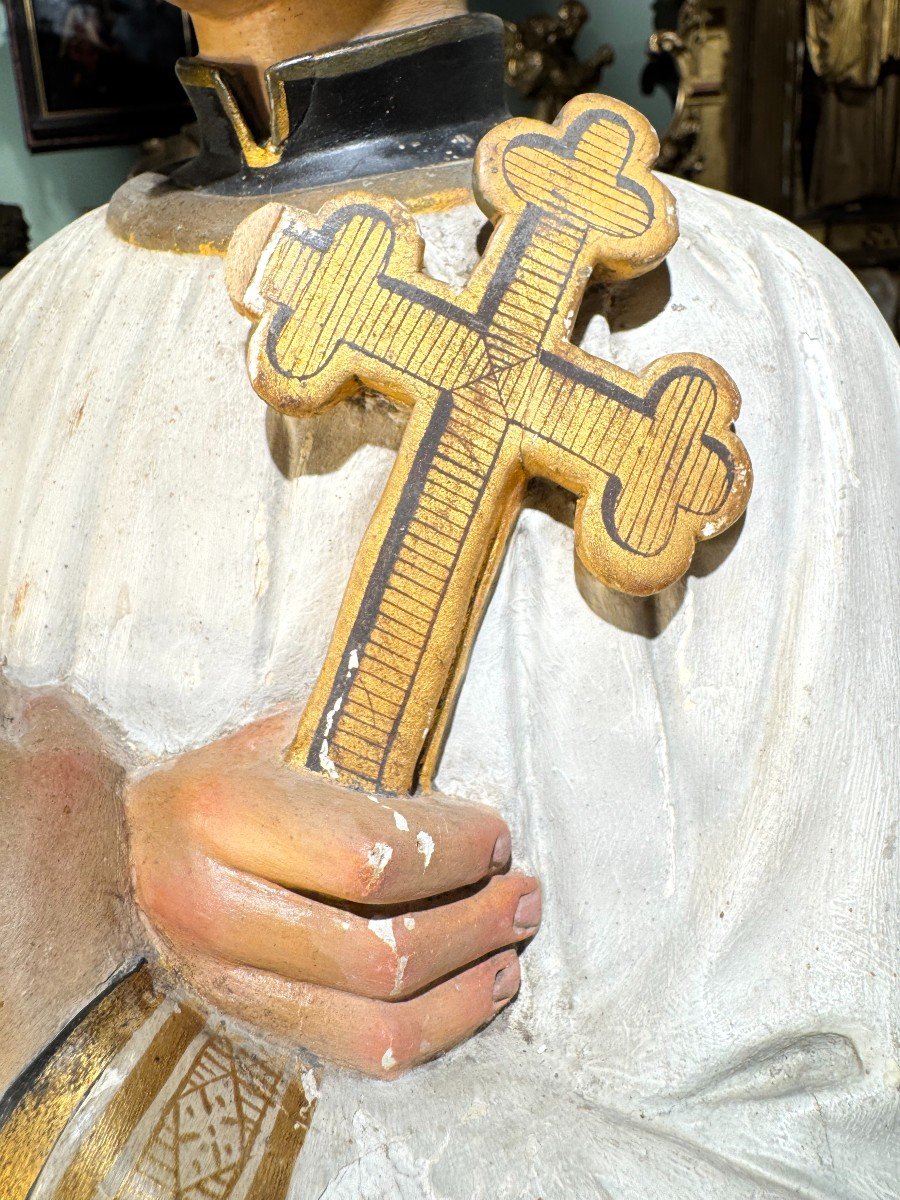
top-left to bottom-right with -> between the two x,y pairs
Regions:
227,94 -> 752,795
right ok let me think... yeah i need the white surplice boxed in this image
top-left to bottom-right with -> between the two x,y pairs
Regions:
0,177 -> 898,1197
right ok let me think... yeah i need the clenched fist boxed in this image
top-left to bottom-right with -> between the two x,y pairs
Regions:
126,709 -> 540,1077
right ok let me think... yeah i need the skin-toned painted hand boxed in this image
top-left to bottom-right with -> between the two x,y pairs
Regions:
126,709 -> 540,1078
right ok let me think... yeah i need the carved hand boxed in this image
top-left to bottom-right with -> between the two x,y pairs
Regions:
126,709 -> 540,1077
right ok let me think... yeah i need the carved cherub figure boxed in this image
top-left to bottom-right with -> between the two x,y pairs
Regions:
504,0 -> 614,120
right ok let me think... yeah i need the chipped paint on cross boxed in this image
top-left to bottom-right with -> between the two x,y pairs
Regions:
228,92 -> 751,800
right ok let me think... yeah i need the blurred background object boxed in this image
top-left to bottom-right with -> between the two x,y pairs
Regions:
1,0 -> 899,339
647,1 -> 900,232
503,0 -> 613,120
3,0 -> 193,149
0,0 -> 192,242
1,0 -> 669,247
646,0 -> 900,330
127,121 -> 196,177
643,0 -> 725,185
0,200 -> 28,275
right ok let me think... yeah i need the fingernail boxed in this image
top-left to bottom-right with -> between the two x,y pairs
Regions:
513,888 -> 541,934
493,959 -> 520,1004
491,829 -> 511,870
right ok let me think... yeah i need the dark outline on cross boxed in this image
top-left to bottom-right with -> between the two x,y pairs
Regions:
229,94 -> 752,795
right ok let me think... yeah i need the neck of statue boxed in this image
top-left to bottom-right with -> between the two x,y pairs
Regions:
190,1 -> 468,126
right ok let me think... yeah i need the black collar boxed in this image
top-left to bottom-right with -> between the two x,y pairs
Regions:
172,14 -> 508,197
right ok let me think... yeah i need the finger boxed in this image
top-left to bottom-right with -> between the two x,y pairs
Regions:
175,947 -> 521,1077
148,852 -> 540,1000
176,758 -> 512,904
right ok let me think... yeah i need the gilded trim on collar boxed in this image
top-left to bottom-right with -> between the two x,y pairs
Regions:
170,13 -> 508,197
176,59 -> 288,169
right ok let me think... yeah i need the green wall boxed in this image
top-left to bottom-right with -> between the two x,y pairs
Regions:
0,2 -> 663,248
0,8 -> 138,247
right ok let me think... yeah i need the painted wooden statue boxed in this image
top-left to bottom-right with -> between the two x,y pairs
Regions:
0,1 -> 897,1196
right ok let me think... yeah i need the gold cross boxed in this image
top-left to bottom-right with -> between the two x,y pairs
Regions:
228,95 -> 752,795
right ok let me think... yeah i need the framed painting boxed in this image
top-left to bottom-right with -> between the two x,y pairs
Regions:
3,0 -> 194,150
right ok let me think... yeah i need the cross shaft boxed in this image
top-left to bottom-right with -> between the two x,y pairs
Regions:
229,95 -> 752,793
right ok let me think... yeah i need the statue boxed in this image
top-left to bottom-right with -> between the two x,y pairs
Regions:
504,0 -> 613,121
806,0 -> 900,207
643,0 -> 727,185
806,0 -> 900,88
0,0 -> 897,1195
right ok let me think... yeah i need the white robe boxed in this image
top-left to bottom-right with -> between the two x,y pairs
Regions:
0,177 -> 897,1197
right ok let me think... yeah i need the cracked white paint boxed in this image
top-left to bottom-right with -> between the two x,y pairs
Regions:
368,918 -> 396,951
676,585 -> 696,704
252,499 -> 270,599
300,1067 -> 319,1103
318,693 -> 344,780
318,737 -> 338,781
392,954 -> 408,995
366,842 -> 393,876
323,693 -> 342,734
393,810 -> 409,831
415,830 -> 434,868
651,700 -> 676,901
381,1046 -> 396,1071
